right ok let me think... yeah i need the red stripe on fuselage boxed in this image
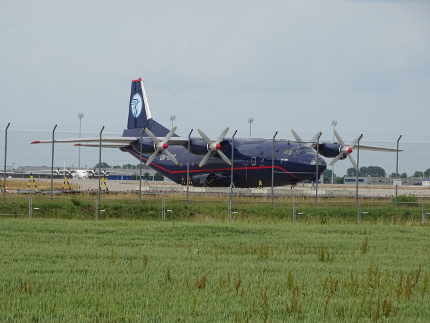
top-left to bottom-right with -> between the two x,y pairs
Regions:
128,147 -> 302,180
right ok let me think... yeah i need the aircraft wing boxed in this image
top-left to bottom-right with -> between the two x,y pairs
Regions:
166,137 -> 190,146
74,143 -> 134,148
359,145 -> 403,152
31,137 -> 137,148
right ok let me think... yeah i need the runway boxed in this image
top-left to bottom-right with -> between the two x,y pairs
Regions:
5,178 -> 430,198
46,179 -> 430,198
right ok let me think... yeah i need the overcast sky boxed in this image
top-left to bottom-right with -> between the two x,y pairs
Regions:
1,0 -> 430,173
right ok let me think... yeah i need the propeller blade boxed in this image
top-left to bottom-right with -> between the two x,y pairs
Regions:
291,129 -> 304,143
348,154 -> 358,170
144,128 -> 160,144
309,131 -> 323,144
164,126 -> 177,142
217,150 -> 232,165
333,129 -> 346,147
291,130 -> 322,148
164,150 -> 179,165
146,151 -> 159,166
216,127 -> 230,144
350,134 -> 363,148
329,154 -> 343,166
197,129 -> 212,145
199,152 -> 211,167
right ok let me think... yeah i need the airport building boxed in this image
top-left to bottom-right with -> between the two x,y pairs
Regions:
344,176 -> 423,186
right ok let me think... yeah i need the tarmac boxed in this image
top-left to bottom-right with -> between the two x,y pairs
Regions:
6,178 -> 429,198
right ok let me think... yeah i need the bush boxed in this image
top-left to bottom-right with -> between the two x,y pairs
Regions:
392,194 -> 418,206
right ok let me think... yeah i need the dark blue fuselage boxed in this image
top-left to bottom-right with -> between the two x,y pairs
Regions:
124,137 -> 326,187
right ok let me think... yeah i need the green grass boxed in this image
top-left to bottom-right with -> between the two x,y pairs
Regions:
1,218 -> 429,322
1,196 -> 429,224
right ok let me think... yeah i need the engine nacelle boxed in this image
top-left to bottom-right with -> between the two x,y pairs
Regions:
132,138 -> 159,153
188,138 -> 209,155
316,143 -> 342,158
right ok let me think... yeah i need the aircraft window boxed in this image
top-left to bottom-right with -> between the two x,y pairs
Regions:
251,157 -> 256,166
283,149 -> 294,155
293,147 -> 314,155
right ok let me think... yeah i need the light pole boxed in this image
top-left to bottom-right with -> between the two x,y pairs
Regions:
78,113 -> 84,168
248,118 -> 254,138
331,120 -> 337,184
170,115 -> 176,129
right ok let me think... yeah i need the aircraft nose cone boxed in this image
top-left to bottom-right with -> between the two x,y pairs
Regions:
318,158 -> 327,173
311,156 -> 327,173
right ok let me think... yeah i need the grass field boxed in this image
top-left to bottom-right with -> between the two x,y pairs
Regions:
1,218 -> 429,322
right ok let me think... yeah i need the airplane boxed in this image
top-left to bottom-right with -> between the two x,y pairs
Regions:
26,164 -> 111,180
58,167 -> 106,179
31,78 -> 399,188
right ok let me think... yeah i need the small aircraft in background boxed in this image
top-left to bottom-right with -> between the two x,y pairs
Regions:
32,78 -> 400,187
29,165 -> 111,180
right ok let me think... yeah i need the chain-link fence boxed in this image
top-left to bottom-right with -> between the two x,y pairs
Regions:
1,195 -> 428,224
2,125 -> 430,210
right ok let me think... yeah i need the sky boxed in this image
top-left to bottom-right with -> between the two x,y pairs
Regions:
1,0 -> 430,175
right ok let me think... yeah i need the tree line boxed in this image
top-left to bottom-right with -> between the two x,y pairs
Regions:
323,166 -> 430,184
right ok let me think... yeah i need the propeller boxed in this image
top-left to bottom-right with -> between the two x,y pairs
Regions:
329,130 -> 363,170
144,127 -> 179,166
92,168 -> 109,177
55,167 -> 74,176
291,129 -> 322,146
197,127 -> 231,167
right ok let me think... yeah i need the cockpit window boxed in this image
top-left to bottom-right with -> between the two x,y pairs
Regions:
294,147 -> 314,154
283,149 -> 294,155
283,147 -> 314,155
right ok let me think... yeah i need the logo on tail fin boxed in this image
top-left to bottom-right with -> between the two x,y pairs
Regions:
130,93 -> 143,118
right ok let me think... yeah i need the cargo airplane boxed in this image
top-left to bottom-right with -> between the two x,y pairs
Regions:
31,78 -> 399,187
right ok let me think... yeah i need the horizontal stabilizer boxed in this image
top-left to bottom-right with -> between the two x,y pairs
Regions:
31,137 -> 137,145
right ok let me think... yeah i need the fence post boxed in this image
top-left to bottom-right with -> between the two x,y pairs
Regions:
292,202 -> 296,222
356,203 -> 361,224
28,197 -> 32,218
95,199 -> 99,221
422,202 -> 425,224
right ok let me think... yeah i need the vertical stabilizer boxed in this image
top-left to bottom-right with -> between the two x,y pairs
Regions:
127,78 -> 152,129
123,78 -> 171,137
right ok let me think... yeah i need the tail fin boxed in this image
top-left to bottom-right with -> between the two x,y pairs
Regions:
124,78 -> 171,137
127,78 -> 152,129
